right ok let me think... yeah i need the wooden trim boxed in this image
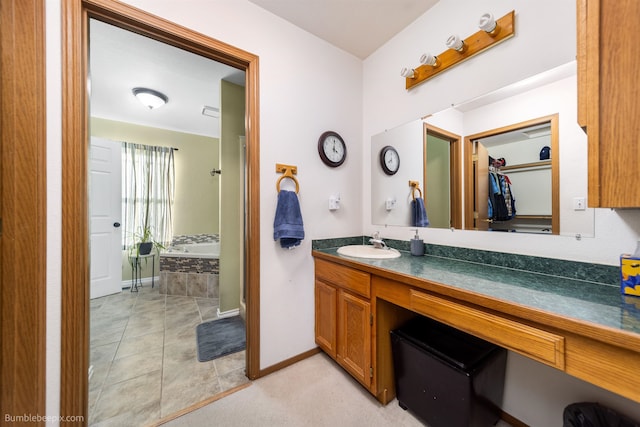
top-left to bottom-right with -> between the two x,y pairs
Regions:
258,347 -> 322,377
576,0 -> 588,128
464,134 -> 475,230
61,0 -> 261,421
549,114 -> 560,235
410,290 -> 565,369
423,123 -> 462,229
584,0 -> 600,206
61,0 -> 90,420
151,382 -> 252,426
0,0 -> 48,421
501,410 -> 529,427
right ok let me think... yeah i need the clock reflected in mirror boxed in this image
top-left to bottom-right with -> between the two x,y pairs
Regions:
380,145 -> 400,175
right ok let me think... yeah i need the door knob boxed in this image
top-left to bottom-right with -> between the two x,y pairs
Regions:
113,222 -> 121,228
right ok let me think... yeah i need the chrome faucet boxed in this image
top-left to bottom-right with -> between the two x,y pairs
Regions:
369,231 -> 388,249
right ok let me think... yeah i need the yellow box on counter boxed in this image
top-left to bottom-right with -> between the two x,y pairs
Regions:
621,255 -> 640,297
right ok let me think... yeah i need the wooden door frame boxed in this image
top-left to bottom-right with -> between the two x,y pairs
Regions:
61,0 -> 261,420
0,0 -> 47,421
463,114 -> 559,234
423,123 -> 462,229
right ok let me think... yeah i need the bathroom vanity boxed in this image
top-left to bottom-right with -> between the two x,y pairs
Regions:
313,248 -> 640,406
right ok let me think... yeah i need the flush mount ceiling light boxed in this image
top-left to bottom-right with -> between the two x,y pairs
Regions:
132,87 -> 168,109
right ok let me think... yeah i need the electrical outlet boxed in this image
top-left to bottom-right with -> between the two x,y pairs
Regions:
329,195 -> 340,210
573,197 -> 586,211
385,198 -> 397,210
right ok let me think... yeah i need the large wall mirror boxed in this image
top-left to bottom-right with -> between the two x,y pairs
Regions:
371,61 -> 595,237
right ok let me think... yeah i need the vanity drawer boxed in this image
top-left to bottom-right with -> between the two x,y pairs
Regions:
410,290 -> 565,370
315,258 -> 370,298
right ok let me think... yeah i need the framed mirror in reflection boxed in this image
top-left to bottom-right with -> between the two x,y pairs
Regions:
371,61 -> 595,237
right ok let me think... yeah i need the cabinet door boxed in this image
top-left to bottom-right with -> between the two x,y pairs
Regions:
315,280 -> 337,358
338,291 -> 371,387
579,0 -> 640,207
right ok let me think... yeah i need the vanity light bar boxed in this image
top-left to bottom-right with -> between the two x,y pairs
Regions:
404,10 -> 515,90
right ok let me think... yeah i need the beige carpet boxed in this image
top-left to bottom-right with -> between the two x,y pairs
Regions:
159,352 -> 512,427
160,352 -> 421,426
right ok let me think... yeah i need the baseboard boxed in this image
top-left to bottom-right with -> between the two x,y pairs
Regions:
121,276 -> 159,289
258,347 -> 322,378
501,410 -> 529,427
217,307 -> 240,318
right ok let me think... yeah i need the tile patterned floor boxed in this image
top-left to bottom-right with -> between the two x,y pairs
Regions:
89,284 -> 249,426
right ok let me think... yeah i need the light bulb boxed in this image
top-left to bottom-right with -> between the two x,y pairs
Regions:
479,12 -> 499,36
400,67 -> 415,78
419,53 -> 439,67
446,35 -> 466,52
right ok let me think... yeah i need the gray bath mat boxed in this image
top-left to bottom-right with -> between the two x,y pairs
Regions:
196,316 -> 246,362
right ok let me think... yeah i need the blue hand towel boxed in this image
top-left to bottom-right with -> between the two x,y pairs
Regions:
412,197 -> 430,227
273,190 -> 305,249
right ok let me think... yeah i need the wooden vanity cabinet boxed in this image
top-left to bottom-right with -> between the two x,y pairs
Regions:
314,252 -> 640,407
577,0 -> 640,207
314,258 -> 372,389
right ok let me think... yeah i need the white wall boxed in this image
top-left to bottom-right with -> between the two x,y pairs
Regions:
364,0 -> 640,424
45,0 -> 363,421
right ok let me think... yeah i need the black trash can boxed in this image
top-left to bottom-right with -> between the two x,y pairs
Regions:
390,316 -> 507,427
563,402 -> 640,427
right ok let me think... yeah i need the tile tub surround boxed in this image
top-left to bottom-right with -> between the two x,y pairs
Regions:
160,244 -> 219,297
171,233 -> 220,245
159,234 -> 220,298
159,271 -> 219,298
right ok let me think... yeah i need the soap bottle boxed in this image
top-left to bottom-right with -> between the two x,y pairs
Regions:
410,229 -> 424,256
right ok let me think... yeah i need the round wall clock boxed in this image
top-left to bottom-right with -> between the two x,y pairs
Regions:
318,131 -> 346,167
380,145 -> 400,175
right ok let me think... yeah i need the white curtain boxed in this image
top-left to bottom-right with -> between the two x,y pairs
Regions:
122,142 -> 175,249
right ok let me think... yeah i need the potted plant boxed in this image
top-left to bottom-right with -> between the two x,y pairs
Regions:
129,225 -> 165,259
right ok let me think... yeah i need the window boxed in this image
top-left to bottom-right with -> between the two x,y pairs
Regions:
122,142 -> 175,249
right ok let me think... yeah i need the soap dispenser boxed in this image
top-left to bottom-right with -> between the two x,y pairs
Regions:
410,229 -> 424,256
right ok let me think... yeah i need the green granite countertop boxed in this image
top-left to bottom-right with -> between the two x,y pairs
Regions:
314,248 -> 640,337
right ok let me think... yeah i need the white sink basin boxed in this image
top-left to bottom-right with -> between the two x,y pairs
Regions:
337,245 -> 401,259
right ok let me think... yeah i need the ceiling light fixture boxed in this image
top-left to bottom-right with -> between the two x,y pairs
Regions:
132,87 -> 168,109
402,10 -> 515,90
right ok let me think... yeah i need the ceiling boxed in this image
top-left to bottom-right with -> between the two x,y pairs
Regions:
89,19 -> 244,138
248,0 -> 438,59
89,1 -> 438,137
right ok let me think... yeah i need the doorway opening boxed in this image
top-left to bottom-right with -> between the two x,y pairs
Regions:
423,124 -> 462,229
61,0 -> 260,422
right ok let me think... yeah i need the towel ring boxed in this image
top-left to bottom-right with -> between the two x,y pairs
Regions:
412,186 -> 422,200
409,180 -> 422,200
276,174 -> 299,193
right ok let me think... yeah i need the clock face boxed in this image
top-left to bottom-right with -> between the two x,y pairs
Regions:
380,146 -> 400,175
318,131 -> 346,167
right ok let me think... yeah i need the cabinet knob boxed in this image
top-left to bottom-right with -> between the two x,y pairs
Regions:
113,222 -> 121,228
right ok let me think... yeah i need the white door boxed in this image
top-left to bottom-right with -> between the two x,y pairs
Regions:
89,137 -> 122,299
